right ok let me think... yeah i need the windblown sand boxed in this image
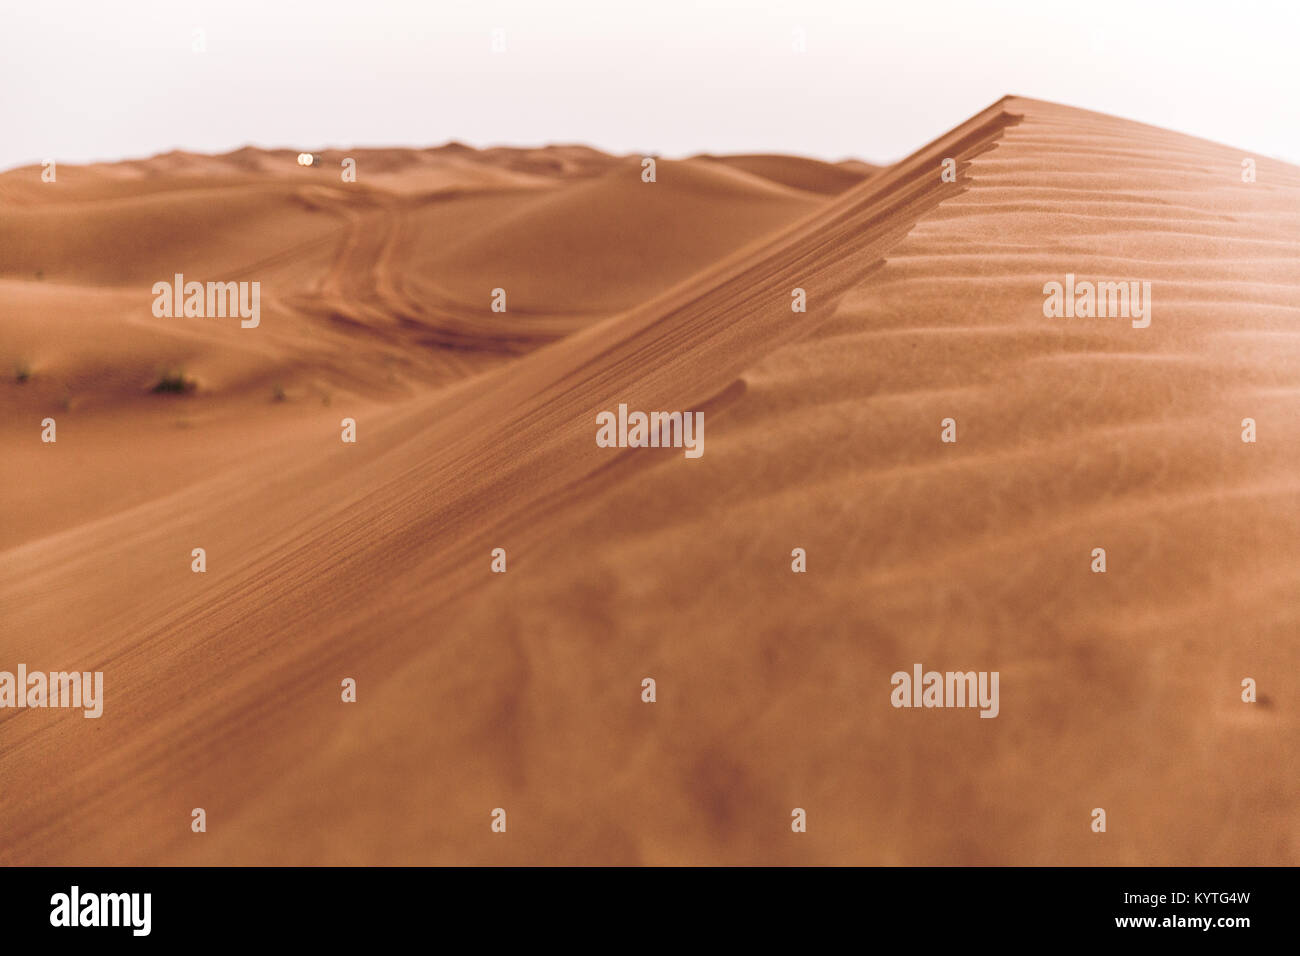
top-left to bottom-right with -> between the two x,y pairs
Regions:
1,97 -> 1296,864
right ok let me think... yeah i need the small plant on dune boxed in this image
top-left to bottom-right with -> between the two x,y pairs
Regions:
15,361 -> 31,384
272,382 -> 287,402
151,368 -> 197,394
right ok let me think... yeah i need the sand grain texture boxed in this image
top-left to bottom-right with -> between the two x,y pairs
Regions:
1,98 -> 1296,864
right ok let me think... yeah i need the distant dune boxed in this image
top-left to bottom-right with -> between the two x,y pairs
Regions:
697,152 -> 881,195
0,97 -> 1296,865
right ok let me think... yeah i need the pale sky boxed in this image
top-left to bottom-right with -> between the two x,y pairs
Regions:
3,0 -> 1298,171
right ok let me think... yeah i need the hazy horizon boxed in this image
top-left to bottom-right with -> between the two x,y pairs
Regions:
4,0 -> 1299,173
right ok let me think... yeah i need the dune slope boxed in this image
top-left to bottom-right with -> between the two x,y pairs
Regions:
0,97 -> 1296,865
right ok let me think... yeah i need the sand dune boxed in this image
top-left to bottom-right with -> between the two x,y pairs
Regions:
1,97 -> 1296,865
696,152 -> 878,195
421,157 -> 832,315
